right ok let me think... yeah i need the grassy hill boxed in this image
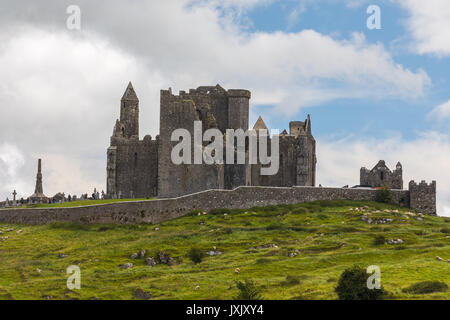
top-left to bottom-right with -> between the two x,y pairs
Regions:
0,200 -> 448,300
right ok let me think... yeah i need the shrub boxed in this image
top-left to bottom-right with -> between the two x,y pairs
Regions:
97,225 -> 115,232
266,223 -> 284,231
335,265 -> 386,300
187,247 -> 204,264
262,205 -> 278,213
373,235 -> 386,246
280,275 -> 301,287
223,227 -> 233,234
209,208 -> 231,215
303,204 -> 323,212
317,213 -> 329,220
315,200 -> 341,207
187,209 -> 202,216
255,258 -> 271,264
49,222 -> 91,231
375,186 -> 393,204
440,228 -> 450,234
292,207 -> 309,215
234,279 -> 262,300
402,281 -> 448,294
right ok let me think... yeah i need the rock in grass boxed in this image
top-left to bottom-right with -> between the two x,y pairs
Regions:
58,253 -> 68,258
436,256 -> 444,261
133,288 -> 151,300
387,239 -> 404,245
146,257 -> 157,267
251,244 -> 278,250
158,251 -> 174,265
139,249 -> 146,259
119,263 -> 133,269
206,250 -> 222,256
130,253 -> 138,259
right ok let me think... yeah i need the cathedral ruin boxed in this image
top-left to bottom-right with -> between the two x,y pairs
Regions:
107,83 -> 317,198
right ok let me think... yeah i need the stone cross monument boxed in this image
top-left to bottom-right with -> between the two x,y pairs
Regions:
12,190 -> 17,206
29,159 -> 49,204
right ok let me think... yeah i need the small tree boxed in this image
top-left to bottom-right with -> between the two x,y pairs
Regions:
373,235 -> 386,246
375,185 -> 393,204
234,279 -> 262,300
335,265 -> 386,300
188,247 -> 204,264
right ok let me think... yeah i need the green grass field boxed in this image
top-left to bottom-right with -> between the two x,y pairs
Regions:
0,200 -> 448,300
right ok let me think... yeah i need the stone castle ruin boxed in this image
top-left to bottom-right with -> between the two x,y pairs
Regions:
0,83 -> 437,223
107,83 -> 316,199
360,160 -> 403,189
104,82 -> 436,215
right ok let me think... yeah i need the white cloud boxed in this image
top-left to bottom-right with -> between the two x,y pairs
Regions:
317,131 -> 450,217
0,143 -> 28,200
399,0 -> 450,56
0,28 -> 166,198
0,0 -> 435,203
428,100 -> 450,121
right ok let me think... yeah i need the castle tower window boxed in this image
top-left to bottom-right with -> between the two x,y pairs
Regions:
134,152 -> 138,167
380,172 -> 384,181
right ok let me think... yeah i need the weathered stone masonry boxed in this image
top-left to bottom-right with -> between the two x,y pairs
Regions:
0,184 -> 435,225
107,83 -> 317,199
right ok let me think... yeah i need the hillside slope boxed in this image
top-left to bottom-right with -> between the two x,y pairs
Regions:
0,200 -> 448,300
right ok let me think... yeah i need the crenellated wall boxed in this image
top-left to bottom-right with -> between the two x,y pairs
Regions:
409,180 -> 437,215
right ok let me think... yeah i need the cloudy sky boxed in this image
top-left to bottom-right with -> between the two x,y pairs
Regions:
0,0 -> 449,216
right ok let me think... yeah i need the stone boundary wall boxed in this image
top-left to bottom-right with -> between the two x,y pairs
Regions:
0,186 -> 412,225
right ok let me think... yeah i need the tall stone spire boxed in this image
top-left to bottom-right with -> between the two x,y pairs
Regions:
30,158 -> 48,204
35,159 -> 43,194
120,81 -> 140,138
121,82 -> 139,101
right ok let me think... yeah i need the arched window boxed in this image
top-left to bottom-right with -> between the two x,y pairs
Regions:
380,171 -> 384,181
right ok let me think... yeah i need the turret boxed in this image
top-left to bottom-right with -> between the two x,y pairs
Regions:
409,180 -> 437,215
305,114 -> 312,134
227,89 -> 250,131
120,82 -> 139,138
